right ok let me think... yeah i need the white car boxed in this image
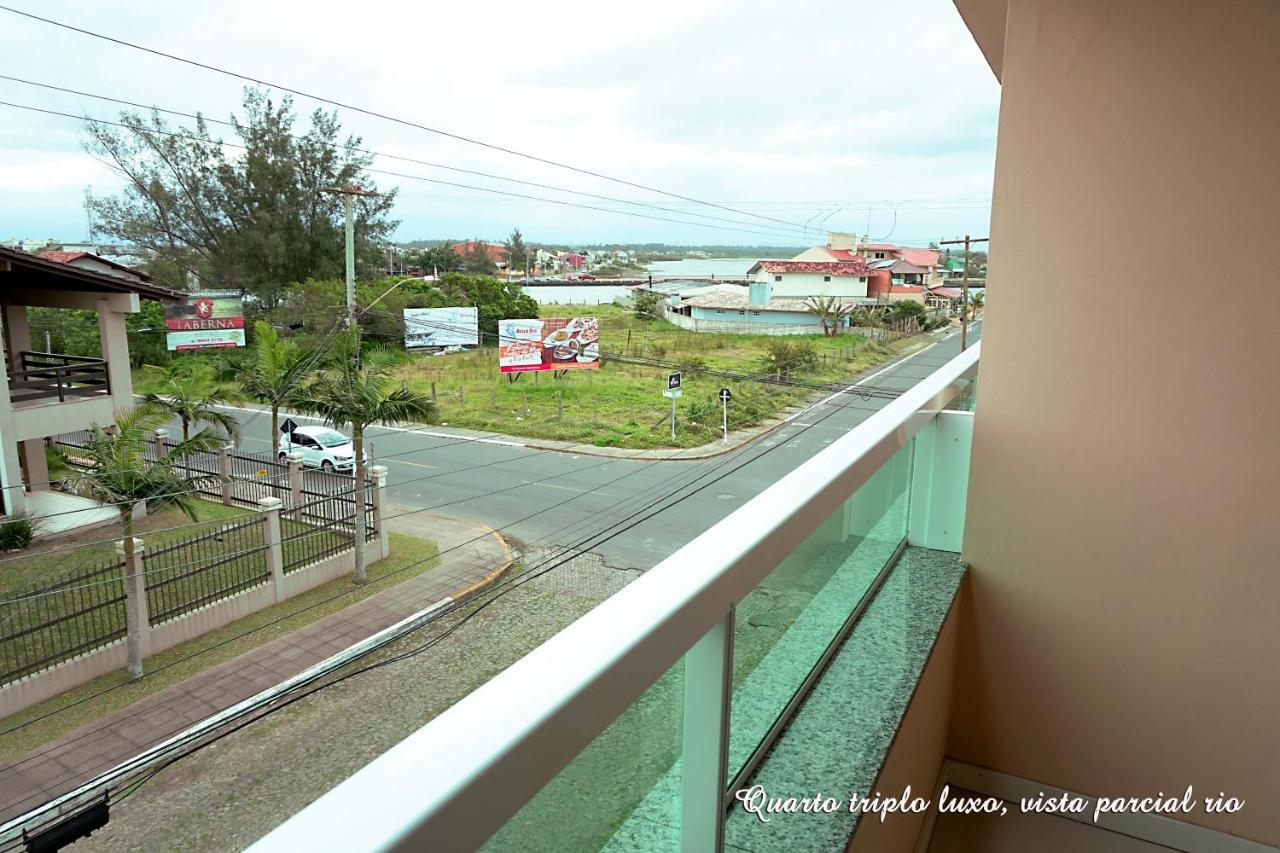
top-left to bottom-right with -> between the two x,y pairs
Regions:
279,425 -> 365,472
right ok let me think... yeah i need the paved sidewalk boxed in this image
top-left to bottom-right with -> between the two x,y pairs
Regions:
0,510 -> 512,824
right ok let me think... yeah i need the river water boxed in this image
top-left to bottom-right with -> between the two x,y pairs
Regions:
521,257 -> 761,305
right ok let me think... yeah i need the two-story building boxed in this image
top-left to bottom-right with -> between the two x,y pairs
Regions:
0,246 -> 179,524
746,259 -> 872,298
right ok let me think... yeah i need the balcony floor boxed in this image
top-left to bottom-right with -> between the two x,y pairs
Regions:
926,789 -> 1174,852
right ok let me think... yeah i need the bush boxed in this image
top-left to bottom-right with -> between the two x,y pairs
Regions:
649,342 -> 668,360
677,356 -> 707,376
631,291 -> 662,320
758,339 -> 818,379
0,511 -> 40,551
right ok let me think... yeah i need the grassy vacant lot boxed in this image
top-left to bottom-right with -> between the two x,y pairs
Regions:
399,304 -> 912,449
0,531 -> 439,761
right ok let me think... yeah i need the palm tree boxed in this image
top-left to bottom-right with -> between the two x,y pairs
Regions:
74,405 -> 226,679
804,296 -> 852,336
291,329 -> 437,583
239,321 -> 311,455
143,362 -> 241,443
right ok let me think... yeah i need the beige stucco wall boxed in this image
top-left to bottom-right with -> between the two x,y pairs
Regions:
955,0 -> 1280,845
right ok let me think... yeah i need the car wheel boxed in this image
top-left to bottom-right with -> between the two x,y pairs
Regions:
321,460 -> 334,472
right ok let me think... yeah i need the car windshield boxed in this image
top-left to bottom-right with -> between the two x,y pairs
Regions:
313,430 -> 349,448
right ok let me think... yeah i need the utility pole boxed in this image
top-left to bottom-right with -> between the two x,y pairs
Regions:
939,235 -> 989,351
321,185 -> 379,328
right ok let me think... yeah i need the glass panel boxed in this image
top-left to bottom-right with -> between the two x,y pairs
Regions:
948,375 -> 978,411
727,440 -> 914,782
481,656 -> 685,852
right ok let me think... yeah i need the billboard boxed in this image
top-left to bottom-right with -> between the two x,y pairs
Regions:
404,307 -> 479,348
498,317 -> 600,373
165,291 -> 245,350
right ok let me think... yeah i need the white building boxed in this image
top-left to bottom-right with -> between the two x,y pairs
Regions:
746,259 -> 872,298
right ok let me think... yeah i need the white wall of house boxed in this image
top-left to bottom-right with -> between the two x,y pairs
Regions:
752,270 -> 868,298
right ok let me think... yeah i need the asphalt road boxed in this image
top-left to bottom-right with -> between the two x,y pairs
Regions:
200,323 -> 980,570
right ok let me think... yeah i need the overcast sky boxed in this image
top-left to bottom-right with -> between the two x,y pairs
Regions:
0,0 -> 998,248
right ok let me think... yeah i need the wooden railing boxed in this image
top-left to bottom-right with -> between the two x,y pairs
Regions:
6,351 -> 110,403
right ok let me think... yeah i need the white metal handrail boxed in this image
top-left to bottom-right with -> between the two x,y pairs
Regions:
252,343 -> 981,853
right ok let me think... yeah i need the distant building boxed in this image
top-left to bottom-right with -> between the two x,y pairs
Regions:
747,259 -> 872,298
451,241 -> 509,268
37,251 -> 148,283
794,232 -> 942,283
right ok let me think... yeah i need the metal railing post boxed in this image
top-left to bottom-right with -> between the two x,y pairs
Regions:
258,497 -> 285,603
370,464 -> 390,557
219,444 -> 234,506
681,608 -> 733,853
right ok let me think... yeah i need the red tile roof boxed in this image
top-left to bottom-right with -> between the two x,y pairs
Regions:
37,250 -> 150,279
750,259 -> 871,276
38,250 -> 88,264
898,247 -> 940,268
928,287 -> 964,299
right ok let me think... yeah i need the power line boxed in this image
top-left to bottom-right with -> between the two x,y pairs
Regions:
0,4 -> 823,236
0,74 -> 829,241
0,99 -> 817,244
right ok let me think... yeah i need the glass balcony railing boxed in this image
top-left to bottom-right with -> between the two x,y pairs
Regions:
250,343 -> 981,853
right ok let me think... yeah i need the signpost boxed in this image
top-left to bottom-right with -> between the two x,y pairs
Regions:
279,418 -> 299,435
663,372 -> 682,441
718,387 -> 732,443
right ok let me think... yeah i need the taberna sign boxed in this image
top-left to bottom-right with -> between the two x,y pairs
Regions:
165,291 -> 246,350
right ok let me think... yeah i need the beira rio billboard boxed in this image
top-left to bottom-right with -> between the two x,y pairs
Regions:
498,317 -> 600,373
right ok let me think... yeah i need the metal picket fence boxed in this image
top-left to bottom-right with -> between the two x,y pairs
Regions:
144,516 -> 270,625
0,556 -> 128,684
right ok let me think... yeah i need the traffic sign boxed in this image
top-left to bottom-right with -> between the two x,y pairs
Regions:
663,388 -> 683,399
718,388 -> 732,402
280,417 -> 299,434
668,371 -> 681,390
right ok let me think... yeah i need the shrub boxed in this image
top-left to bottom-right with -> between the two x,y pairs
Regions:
678,356 -> 708,376
0,511 -> 40,551
758,339 -> 818,379
631,291 -> 662,320
649,342 -> 668,360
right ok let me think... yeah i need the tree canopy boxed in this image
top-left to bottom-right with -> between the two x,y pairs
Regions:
84,87 -> 398,303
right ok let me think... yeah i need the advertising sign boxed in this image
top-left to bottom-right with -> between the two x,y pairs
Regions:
404,307 -> 479,348
498,317 -> 600,373
165,291 -> 245,350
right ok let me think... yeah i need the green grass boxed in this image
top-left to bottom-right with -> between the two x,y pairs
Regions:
401,304 -> 914,450
0,531 -> 439,761
0,501 -> 251,599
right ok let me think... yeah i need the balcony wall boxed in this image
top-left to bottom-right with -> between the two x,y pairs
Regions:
955,0 -> 1280,846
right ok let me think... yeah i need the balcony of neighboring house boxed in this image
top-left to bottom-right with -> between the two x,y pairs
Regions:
0,246 -> 181,518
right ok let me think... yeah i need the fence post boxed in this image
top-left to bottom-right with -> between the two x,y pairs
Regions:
258,497 -> 285,603
151,428 -> 167,461
370,464 -> 390,558
287,451 -> 304,512
219,444 -> 234,506
116,537 -> 150,674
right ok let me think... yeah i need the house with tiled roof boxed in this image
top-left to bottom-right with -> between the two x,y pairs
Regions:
747,258 -> 872,299
37,250 -> 149,283
793,232 -> 942,284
